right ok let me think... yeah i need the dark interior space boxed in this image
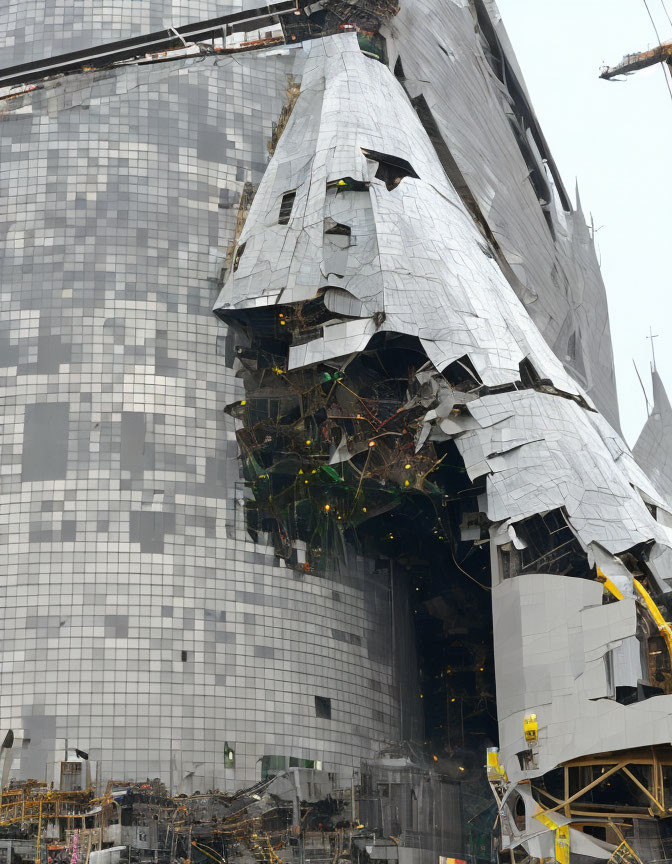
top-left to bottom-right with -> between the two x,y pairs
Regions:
220,309 -> 500,772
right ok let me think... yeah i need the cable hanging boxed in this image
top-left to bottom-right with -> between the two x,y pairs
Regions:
642,0 -> 672,101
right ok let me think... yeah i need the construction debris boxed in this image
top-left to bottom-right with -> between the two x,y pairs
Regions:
0,765 -> 474,864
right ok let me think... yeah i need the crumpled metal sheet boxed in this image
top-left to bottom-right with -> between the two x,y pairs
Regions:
214,30 -> 672,789
501,785 -> 615,859
494,572 -> 672,784
383,0 -> 621,433
216,35 -> 595,395
440,390 -> 672,560
215,32 -> 670,573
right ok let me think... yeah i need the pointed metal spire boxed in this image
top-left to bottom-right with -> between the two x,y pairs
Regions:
647,325 -> 660,372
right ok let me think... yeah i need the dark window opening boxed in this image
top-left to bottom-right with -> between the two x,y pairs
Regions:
224,742 -> 235,767
643,625 -> 672,697
278,190 -> 296,225
518,356 -> 545,388
615,685 -> 638,705
324,219 -> 351,236
315,695 -> 332,719
441,355 -> 483,392
357,31 -> 388,63
361,148 -> 419,191
516,750 -> 536,772
181,650 -> 188,662
501,508 -> 589,579
645,500 -> 658,520
542,207 -> 556,241
261,755 -> 287,780
289,757 -> 316,768
233,241 -> 246,272
393,55 -> 406,81
499,546 -> 518,582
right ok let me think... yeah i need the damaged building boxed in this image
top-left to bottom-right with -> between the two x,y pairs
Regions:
1,2 -> 672,864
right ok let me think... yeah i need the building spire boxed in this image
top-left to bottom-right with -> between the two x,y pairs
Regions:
648,325 -> 660,372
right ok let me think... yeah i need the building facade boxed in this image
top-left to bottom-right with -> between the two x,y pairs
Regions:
0,47 -> 400,790
5,3 -> 672,861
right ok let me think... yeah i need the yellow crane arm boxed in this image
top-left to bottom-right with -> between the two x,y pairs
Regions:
601,40 -> 672,79
633,579 -> 672,659
596,566 -> 625,600
596,567 -> 672,661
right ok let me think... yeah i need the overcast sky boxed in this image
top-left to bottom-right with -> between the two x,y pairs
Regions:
495,0 -> 672,446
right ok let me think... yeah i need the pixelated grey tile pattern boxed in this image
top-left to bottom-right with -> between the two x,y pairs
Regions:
1,0 -> 621,438
0,50 -> 400,790
0,0 -> 242,66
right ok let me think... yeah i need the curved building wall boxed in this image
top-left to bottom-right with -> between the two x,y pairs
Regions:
0,50 -> 400,789
0,0 -> 621,435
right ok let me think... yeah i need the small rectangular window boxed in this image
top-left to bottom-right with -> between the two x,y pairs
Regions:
290,758 -> 316,768
261,755 -> 287,780
315,695 -> 331,720
278,191 -> 296,225
181,650 -> 188,662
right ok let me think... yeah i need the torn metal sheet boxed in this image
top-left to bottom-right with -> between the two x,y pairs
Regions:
382,0 -> 621,432
213,29 -> 672,863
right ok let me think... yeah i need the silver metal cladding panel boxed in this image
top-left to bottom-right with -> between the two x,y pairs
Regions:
3,0 -> 670,799
493,573 -> 672,783
214,32 -> 672,781
634,370 -> 672,507
215,35 -> 670,578
383,0 -> 621,433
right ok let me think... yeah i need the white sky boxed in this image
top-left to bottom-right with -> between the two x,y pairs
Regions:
496,0 -> 672,446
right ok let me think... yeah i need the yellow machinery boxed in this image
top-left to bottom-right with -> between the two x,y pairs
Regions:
596,565 -> 672,662
523,713 -> 538,745
601,39 -> 672,79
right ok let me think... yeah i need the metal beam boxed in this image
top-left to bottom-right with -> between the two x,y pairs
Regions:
621,766 -> 665,814
561,746 -> 672,767
601,41 -> 672,80
542,760 -> 628,815
0,0 -> 304,89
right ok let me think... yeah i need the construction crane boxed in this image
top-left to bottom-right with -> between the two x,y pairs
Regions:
600,39 -> 672,79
